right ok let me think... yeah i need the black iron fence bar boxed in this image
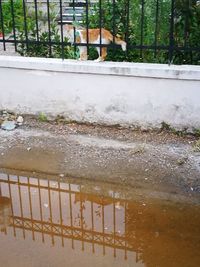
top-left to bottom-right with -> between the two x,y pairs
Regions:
169,0 -> 175,63
34,0 -> 39,42
184,0 -> 189,48
99,0 -> 102,57
22,0 -> 29,51
154,0 -> 159,58
140,0 -> 145,59
112,0 -> 116,46
86,0 -> 89,57
10,0 -> 17,51
59,0 -> 64,60
0,0 -> 6,50
184,0 -> 193,64
72,0 -> 76,55
1,37 -> 200,53
46,0 -> 52,56
125,0 -> 130,57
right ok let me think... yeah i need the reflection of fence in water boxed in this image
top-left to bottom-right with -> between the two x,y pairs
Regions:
0,172 -> 133,259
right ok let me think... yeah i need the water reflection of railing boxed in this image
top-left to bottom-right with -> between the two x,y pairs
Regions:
0,172 -> 132,259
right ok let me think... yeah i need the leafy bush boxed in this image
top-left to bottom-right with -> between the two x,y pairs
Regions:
173,0 -> 200,64
0,0 -> 76,58
0,0 -> 200,63
85,0 -> 200,64
0,0 -> 24,34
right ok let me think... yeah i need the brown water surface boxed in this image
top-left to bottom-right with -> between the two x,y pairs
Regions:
0,170 -> 199,267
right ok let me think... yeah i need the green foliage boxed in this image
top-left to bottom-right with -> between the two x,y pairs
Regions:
0,0 -> 200,63
0,0 -> 76,58
83,0 -> 172,62
173,0 -> 200,64
16,3 -> 76,58
0,0 -> 24,34
38,112 -> 48,122
84,0 -> 200,64
194,128 -> 200,137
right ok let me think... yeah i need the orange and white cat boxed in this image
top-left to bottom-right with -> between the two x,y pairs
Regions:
65,24 -> 126,62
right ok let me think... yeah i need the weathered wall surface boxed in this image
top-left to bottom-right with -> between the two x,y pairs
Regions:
0,56 -> 200,129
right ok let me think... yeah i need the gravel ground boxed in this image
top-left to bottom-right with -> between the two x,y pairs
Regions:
0,115 -> 200,203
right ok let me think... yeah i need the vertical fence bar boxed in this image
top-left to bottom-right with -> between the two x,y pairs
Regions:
0,0 -> 6,50
91,201 -> 95,253
154,0 -> 159,58
69,184 -> 74,249
7,174 -> 16,237
18,176 -> 25,239
59,0 -> 64,60
112,0 -> 116,47
86,0 -> 89,58
140,0 -> 145,60
184,0 -> 191,63
124,201 -> 127,260
58,181 -> 64,247
99,0 -> 102,57
80,185 -> 84,251
34,0 -> 39,42
46,0 -> 52,56
113,194 -> 116,257
28,177 -> 35,241
72,0 -> 76,55
125,0 -> 130,58
169,0 -> 175,64
48,180 -> 54,245
22,0 -> 28,51
10,0 -> 17,51
38,179 -> 45,243
102,204 -> 105,255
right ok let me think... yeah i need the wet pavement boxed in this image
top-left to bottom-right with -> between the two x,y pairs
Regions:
0,120 -> 200,266
0,170 -> 200,267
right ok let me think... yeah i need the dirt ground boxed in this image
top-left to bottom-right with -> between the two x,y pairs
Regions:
0,116 -> 200,203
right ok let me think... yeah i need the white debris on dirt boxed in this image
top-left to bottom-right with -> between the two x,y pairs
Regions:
0,111 -> 24,131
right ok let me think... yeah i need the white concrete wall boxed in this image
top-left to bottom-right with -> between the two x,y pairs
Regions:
0,56 -> 200,130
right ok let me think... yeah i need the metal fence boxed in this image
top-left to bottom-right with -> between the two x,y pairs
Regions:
0,0 -> 200,64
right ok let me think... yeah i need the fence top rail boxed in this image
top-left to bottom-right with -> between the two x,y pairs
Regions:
0,55 -> 200,80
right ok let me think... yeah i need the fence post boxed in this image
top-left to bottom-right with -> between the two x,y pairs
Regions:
169,0 -> 175,64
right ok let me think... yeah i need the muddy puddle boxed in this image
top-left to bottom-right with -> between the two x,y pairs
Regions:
0,170 -> 199,267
